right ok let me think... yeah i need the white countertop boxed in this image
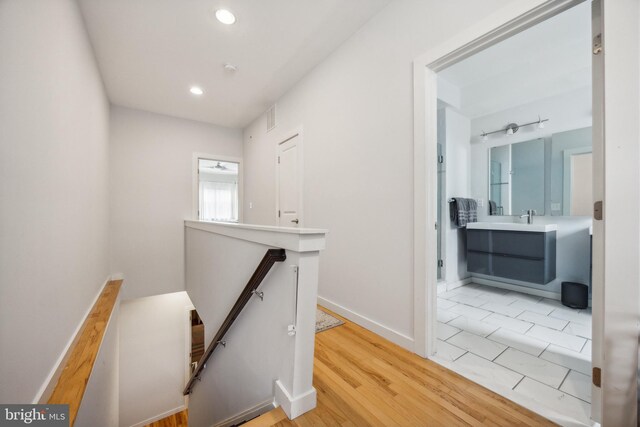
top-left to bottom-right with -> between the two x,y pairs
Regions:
467,222 -> 558,232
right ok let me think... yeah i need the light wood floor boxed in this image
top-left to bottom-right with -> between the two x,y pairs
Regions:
145,409 -> 188,427
246,307 -> 554,426
155,307 -> 555,426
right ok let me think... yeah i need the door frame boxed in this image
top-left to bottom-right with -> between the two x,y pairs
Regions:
413,0 -> 639,424
275,126 -> 304,227
192,152 -> 244,223
590,0 -> 639,425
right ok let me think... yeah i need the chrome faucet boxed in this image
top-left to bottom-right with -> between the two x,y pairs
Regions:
520,209 -> 537,224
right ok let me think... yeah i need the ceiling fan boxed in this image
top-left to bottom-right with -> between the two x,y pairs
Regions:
205,161 -> 228,171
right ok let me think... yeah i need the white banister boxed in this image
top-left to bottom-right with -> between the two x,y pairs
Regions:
184,220 -> 327,426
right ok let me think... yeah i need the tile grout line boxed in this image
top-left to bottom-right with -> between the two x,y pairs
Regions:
557,368 -> 572,390
491,344 -> 511,362
452,349 -> 469,361
444,329 -> 464,342
511,374 -> 526,391
443,314 -> 461,325
537,342 -> 551,357
556,369 -> 592,404
578,338 -> 588,353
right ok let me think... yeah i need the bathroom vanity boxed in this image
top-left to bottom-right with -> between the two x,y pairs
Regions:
466,222 -> 557,285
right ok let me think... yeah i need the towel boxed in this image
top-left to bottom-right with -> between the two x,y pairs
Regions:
449,197 -> 478,228
489,200 -> 497,215
468,198 -> 478,223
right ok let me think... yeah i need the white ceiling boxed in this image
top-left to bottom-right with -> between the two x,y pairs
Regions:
78,0 -> 390,128
438,2 -> 591,119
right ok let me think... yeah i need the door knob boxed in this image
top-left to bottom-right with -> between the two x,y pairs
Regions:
291,219 -> 299,224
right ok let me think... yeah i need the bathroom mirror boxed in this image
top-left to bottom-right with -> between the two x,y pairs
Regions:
489,138 -> 545,216
487,127 -> 592,217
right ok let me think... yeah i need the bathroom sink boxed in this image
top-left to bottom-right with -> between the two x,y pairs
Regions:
467,222 -> 557,232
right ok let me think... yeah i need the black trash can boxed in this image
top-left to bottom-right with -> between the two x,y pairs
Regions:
561,282 -> 588,309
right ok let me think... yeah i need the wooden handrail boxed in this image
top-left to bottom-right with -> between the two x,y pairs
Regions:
183,248 -> 286,395
47,280 -> 122,426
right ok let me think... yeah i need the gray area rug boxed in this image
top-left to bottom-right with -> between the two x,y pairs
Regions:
315,309 -> 344,333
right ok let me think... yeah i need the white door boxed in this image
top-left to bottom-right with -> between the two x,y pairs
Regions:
591,0 -> 639,424
277,134 -> 301,227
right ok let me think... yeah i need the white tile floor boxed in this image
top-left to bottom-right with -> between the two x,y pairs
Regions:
433,283 -> 592,424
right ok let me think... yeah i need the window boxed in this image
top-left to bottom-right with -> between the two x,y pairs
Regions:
197,158 -> 239,222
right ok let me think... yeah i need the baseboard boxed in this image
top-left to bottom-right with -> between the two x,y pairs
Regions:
471,276 -> 561,300
34,275 -> 113,404
274,380 -> 316,419
317,296 -> 414,351
213,399 -> 275,427
130,405 -> 186,427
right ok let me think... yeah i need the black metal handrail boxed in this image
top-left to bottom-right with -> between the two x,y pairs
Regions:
183,248 -> 287,395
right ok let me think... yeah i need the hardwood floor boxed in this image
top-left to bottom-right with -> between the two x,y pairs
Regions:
146,410 -> 188,427
245,307 -> 555,426
153,307 -> 554,426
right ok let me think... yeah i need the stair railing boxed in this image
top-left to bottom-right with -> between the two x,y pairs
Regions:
183,248 -> 287,395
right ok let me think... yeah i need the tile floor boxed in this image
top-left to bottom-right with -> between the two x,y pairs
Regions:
433,283 -> 592,424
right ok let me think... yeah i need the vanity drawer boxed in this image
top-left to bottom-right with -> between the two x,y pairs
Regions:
467,230 -> 491,253
467,229 -> 552,259
491,230 -> 546,259
468,251 -> 553,284
492,255 -> 546,284
467,251 -> 492,276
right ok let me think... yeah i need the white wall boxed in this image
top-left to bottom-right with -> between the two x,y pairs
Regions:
470,86 -> 592,146
119,292 -> 192,427
0,0 -> 111,403
441,107 -> 471,285
242,0 -> 514,349
109,106 -> 243,299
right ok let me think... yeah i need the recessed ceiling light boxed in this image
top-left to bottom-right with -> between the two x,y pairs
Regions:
215,9 -> 236,25
190,86 -> 204,95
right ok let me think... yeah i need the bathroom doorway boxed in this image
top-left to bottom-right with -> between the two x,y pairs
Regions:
414,1 -> 639,425
432,4 -> 594,424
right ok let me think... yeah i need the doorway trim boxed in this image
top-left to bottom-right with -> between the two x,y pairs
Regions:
275,126 -> 304,227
